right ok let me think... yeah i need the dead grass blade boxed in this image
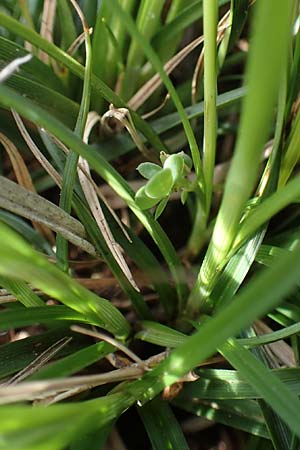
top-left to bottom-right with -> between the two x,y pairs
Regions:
0,54 -> 32,83
127,35 -> 205,111
0,176 -> 96,256
12,111 -> 62,187
254,321 -> 296,367
3,337 -> 72,386
71,325 -> 146,367
78,111 -> 140,291
39,0 -> 57,64
192,10 -> 230,103
0,131 -> 54,243
0,365 -> 144,404
101,105 -> 154,160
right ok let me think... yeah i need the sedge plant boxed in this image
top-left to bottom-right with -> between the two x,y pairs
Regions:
0,1 -> 300,449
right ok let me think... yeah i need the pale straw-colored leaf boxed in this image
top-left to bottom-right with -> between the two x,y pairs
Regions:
67,28 -> 93,56
254,321 -> 296,367
39,0 -> 57,63
0,176 -> 96,256
101,105 -> 152,160
78,111 -> 140,291
0,131 -> 54,242
4,337 -> 72,386
127,36 -> 204,111
0,54 -> 32,83
12,110 -> 62,187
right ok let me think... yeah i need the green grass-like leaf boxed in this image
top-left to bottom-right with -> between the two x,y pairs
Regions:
0,222 -> 130,339
187,0 -> 294,314
109,0 -> 205,199
220,339 -> 300,436
124,243 -> 300,429
138,397 -> 190,450
0,82 -> 188,311
0,393 -> 130,450
1,1 -> 300,446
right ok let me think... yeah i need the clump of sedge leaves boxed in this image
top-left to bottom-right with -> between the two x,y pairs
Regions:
0,1 -> 300,450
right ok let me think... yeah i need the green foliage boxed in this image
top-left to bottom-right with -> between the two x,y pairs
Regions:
1,1 -> 300,448
135,151 -> 193,217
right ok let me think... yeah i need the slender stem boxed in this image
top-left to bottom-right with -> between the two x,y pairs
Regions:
186,195 -> 207,259
110,0 -> 205,201
203,0 -> 218,217
120,0 -> 164,100
186,0 -> 218,259
185,0 -> 293,316
56,6 -> 92,271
